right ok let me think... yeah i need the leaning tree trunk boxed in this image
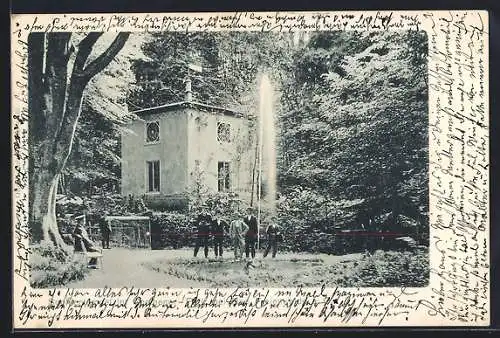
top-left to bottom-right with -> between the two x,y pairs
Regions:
30,78 -> 87,250
28,32 -> 129,251
31,170 -> 66,248
29,32 -> 74,250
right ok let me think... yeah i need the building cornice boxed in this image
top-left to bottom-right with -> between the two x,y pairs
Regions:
129,101 -> 256,120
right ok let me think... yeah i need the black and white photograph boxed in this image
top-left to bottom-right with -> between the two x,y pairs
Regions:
11,9 -> 491,328
26,29 -> 430,289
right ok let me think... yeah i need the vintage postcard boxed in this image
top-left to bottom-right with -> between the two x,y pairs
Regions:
11,10 -> 489,329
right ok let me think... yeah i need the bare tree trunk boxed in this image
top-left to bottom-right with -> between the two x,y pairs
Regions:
28,32 -> 129,251
29,33 -> 72,250
31,170 -> 67,248
31,79 -> 86,250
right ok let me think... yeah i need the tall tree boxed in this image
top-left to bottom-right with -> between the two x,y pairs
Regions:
63,34 -> 145,197
28,32 -> 130,249
277,31 -> 428,237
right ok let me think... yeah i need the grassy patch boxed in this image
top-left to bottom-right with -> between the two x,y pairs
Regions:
143,249 -> 429,288
30,242 -> 89,288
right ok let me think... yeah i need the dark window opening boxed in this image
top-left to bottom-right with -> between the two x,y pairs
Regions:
218,161 -> 231,192
147,160 -> 160,192
146,121 -> 160,143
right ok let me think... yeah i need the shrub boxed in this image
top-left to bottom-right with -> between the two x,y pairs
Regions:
150,212 -> 192,249
30,242 -> 88,288
143,249 -> 429,287
341,249 -> 429,287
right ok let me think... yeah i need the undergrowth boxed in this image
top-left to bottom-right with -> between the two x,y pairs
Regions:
143,249 -> 429,288
30,242 -> 89,288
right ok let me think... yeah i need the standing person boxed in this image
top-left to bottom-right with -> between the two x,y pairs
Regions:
193,212 -> 211,258
263,218 -> 280,258
243,207 -> 258,259
72,217 -> 101,268
211,211 -> 228,259
99,215 -> 112,249
229,212 -> 248,261
127,194 -> 134,211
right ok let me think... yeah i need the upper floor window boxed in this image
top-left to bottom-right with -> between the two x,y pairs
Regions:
217,122 -> 231,143
145,121 -> 160,144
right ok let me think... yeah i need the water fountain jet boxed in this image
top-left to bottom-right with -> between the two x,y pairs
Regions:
257,73 -> 277,248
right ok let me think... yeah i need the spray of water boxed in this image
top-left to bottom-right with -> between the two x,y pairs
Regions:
258,73 -> 277,216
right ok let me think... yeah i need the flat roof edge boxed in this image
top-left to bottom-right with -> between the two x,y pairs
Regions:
129,101 -> 255,119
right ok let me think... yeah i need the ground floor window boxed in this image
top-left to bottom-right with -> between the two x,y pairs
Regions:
147,160 -> 160,192
218,161 -> 231,192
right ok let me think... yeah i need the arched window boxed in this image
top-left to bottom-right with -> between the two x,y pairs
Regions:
217,122 -> 231,143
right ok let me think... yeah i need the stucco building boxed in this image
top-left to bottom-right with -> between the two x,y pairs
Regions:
121,93 -> 257,210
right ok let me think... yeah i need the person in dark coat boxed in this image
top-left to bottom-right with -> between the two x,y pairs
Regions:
211,212 -> 228,259
243,208 -> 258,259
194,212 -> 211,258
72,217 -> 100,268
99,215 -> 112,249
263,218 -> 280,258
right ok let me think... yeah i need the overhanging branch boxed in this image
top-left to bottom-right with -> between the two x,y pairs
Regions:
81,33 -> 130,80
72,32 -> 103,78
53,32 -> 130,172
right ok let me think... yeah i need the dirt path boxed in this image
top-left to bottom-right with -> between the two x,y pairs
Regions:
65,247 -> 208,288
65,247 -> 363,289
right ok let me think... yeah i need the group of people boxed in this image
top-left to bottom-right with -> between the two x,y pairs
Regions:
193,207 -> 281,260
70,206 -> 282,269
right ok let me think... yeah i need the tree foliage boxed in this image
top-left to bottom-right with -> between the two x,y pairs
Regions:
127,32 -> 293,113
57,31 -> 429,253
60,34 -> 146,197
277,31 -> 429,244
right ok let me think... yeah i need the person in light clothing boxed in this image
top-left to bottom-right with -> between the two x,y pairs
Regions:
229,212 -> 248,260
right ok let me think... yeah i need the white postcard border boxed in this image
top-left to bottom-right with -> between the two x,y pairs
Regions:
11,10 -> 490,329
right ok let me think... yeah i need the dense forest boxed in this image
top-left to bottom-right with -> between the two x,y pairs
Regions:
63,31 -> 429,250
276,31 -> 428,250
